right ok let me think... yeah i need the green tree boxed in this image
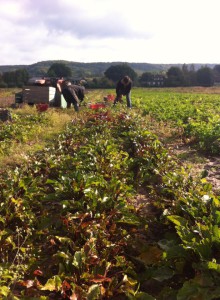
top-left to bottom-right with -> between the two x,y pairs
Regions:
2,69 -> 29,87
196,67 -> 214,87
188,64 -> 197,86
98,76 -> 114,88
47,62 -> 72,78
213,64 -> 220,84
104,64 -> 137,83
15,69 -> 29,87
165,67 -> 184,87
3,71 -> 15,86
0,81 -> 7,88
213,64 -> 220,74
0,73 -> 7,88
182,64 -> 190,86
181,64 -> 197,86
139,72 -> 153,86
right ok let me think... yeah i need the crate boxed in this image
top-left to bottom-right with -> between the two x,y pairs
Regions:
22,86 -> 56,105
36,103 -> 49,112
89,103 -> 106,110
21,86 -> 67,108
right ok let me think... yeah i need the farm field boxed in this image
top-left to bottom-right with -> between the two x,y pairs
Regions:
0,87 -> 220,299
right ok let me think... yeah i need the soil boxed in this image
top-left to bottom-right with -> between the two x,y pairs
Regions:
203,157 -> 220,192
170,143 -> 220,195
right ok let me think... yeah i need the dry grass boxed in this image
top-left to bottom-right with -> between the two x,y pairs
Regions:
0,88 -> 20,107
0,106 -> 74,167
139,86 -> 220,94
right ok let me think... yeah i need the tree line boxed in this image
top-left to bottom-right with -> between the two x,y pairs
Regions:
1,62 -> 220,88
0,69 -> 29,88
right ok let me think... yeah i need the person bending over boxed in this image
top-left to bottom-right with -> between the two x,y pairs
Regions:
57,80 -> 85,111
113,75 -> 132,108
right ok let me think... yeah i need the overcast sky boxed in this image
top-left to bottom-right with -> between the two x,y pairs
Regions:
1,0 -> 220,66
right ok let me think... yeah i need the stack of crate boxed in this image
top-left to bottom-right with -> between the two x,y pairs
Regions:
21,86 -> 67,108
22,86 -> 56,105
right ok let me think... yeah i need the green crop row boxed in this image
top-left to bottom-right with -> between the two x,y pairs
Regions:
0,104 -> 219,299
133,89 -> 220,154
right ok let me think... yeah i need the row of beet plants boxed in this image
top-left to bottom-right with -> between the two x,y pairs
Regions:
134,90 -> 220,154
0,108 -> 220,299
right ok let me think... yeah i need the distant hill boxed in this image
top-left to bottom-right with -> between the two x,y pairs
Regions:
0,60 -> 216,78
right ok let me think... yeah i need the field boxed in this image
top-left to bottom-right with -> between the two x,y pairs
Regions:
0,87 -> 220,299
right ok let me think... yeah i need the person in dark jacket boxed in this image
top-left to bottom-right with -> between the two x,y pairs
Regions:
57,80 -> 85,111
113,75 -> 132,108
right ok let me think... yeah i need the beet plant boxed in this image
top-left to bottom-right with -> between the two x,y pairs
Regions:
0,89 -> 220,299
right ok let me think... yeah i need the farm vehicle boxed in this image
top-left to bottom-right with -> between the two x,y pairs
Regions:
0,78 -> 66,122
15,77 -> 68,108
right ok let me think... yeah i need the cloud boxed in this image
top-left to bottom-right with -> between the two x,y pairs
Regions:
0,0 -> 220,65
11,0 -> 152,39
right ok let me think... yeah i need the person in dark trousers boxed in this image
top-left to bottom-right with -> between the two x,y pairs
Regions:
57,80 -> 85,111
113,75 -> 132,108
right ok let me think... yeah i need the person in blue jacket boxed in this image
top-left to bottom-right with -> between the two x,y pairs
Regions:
113,75 -> 132,108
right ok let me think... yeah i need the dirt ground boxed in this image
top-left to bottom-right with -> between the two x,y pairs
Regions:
172,143 -> 220,195
203,157 -> 220,192
0,96 -> 15,107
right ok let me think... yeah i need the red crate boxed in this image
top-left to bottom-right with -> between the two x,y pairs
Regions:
36,103 -> 49,112
89,103 -> 106,110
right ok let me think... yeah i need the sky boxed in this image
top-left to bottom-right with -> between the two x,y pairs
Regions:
1,0 -> 220,66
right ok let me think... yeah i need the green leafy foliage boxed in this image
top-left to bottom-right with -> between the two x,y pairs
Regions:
135,89 -> 220,154
0,88 -> 220,299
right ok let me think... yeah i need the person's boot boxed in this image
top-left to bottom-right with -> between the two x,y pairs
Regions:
113,97 -> 119,106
